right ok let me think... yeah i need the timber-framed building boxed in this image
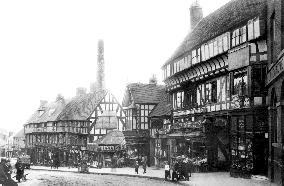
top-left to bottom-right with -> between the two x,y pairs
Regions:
161,0 -> 268,177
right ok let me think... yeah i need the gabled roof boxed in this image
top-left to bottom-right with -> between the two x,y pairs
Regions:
25,90 -> 107,124
164,0 -> 267,66
149,93 -> 172,117
57,90 -> 106,121
26,99 -> 68,124
14,128 -> 25,138
122,83 -> 165,107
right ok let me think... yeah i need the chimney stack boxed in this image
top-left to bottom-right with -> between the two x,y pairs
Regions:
189,0 -> 203,31
76,87 -> 87,97
149,74 -> 157,85
97,40 -> 105,91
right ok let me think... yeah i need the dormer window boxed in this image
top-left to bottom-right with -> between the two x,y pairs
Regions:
38,110 -> 44,116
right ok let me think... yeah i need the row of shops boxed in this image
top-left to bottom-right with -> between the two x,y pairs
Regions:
150,107 -> 268,177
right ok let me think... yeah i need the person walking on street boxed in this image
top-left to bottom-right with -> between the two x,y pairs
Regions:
134,160 -> 139,174
142,156 -> 147,174
15,158 -> 25,183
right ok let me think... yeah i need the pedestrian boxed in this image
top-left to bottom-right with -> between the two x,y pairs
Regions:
164,161 -> 171,181
134,160 -> 139,174
15,158 -> 25,183
142,156 -> 147,174
50,159 -> 53,169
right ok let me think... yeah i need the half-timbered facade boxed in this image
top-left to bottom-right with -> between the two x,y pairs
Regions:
88,91 -> 125,142
162,0 -> 268,177
148,93 -> 172,167
24,91 -> 104,165
25,89 -> 125,166
122,81 -> 165,164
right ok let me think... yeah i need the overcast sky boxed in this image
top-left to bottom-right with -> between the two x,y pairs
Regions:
0,0 -> 230,133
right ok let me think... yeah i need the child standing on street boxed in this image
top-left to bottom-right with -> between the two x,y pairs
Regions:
164,161 -> 171,180
134,160 -> 139,174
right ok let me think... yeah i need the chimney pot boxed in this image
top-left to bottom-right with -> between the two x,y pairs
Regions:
189,0 -> 203,31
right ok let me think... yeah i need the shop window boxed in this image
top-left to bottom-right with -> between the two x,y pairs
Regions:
233,72 -> 248,96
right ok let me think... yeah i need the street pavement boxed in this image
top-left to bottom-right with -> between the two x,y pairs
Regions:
29,165 -> 277,186
17,169 -> 180,186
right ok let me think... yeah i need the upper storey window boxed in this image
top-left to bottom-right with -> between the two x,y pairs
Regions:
192,50 -> 197,65
233,71 -> 248,97
232,26 -> 247,48
248,17 -> 260,41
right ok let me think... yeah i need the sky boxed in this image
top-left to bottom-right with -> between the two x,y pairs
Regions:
0,0 -> 230,133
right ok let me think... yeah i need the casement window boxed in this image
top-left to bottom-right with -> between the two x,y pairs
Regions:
223,34 -> 229,51
184,88 -> 197,108
251,65 -> 266,96
197,48 -> 201,63
233,71 -> 248,96
232,29 -> 240,47
205,80 -> 217,103
192,50 -> 197,65
218,36 -> 223,54
172,91 -> 184,109
248,20 -> 254,40
201,45 -> 205,61
209,42 -> 214,58
253,17 -> 260,38
240,26 -> 247,43
176,92 -> 184,109
167,64 -> 170,77
213,40 -> 218,56
205,44 -> 210,60
248,17 -> 260,41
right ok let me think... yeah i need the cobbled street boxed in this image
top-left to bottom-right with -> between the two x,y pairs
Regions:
16,169 -> 181,186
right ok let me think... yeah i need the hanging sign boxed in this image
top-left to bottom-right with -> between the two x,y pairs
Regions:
267,53 -> 284,86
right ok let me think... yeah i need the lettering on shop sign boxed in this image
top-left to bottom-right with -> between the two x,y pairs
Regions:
100,145 -> 115,151
267,56 -> 284,85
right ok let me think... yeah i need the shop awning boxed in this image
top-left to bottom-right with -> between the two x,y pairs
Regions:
97,130 -> 125,146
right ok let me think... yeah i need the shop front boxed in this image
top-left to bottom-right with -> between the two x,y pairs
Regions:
229,107 -> 268,178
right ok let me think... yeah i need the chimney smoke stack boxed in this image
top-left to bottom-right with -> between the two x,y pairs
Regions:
189,0 -> 203,31
97,40 -> 105,91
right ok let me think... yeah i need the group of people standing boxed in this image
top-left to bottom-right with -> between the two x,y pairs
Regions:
0,158 -> 25,186
165,156 -> 192,181
134,156 -> 147,174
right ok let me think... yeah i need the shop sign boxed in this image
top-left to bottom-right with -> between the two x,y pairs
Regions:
228,44 -> 249,71
267,54 -> 284,86
100,145 -> 115,151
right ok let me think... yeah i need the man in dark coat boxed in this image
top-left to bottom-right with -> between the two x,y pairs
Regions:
15,159 -> 24,183
0,158 -> 9,183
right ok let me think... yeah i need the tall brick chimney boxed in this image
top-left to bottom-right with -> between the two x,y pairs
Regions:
189,0 -> 203,31
97,40 -> 105,91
